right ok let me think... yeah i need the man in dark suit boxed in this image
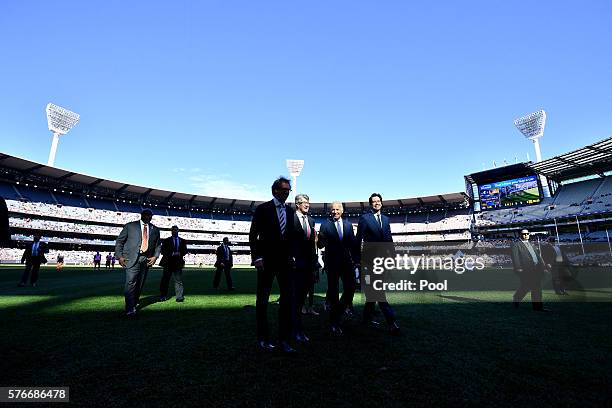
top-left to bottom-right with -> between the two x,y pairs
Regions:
355,193 -> 401,335
159,225 -> 188,302
249,176 -> 296,353
18,234 -> 48,287
213,237 -> 234,290
541,236 -> 569,295
318,201 -> 359,335
511,229 -> 549,311
115,209 -> 162,316
291,193 -> 318,343
0,196 -> 10,247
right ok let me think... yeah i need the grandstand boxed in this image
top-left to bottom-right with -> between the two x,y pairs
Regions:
467,138 -> 612,267
0,153 -> 471,265
1,137 -> 611,266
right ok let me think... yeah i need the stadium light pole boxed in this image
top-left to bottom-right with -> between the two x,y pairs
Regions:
286,159 -> 304,203
514,110 -> 550,197
46,103 -> 80,167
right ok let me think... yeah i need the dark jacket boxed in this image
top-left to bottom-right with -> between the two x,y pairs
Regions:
215,243 -> 233,268
249,199 -> 295,267
355,210 -> 394,264
291,212 -> 317,271
318,218 -> 358,271
511,240 -> 546,276
159,236 -> 188,268
21,241 -> 48,265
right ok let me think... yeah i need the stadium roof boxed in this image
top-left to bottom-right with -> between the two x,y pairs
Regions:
0,152 -> 468,212
464,163 -> 535,185
465,137 -> 612,185
529,137 -> 612,182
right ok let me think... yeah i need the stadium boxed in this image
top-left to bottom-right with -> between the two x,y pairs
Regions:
1,134 -> 611,406
2,2 -> 612,406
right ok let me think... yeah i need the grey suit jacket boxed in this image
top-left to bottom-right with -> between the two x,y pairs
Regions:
511,240 -> 545,275
115,220 -> 162,268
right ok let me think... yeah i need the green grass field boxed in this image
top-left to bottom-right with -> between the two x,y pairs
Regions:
1,265 -> 611,407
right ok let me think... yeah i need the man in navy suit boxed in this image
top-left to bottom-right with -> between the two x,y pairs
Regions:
291,193 -> 318,343
213,237 -> 234,290
318,201 -> 359,335
249,176 -> 297,353
18,234 -> 48,287
355,193 -> 401,335
159,225 -> 188,302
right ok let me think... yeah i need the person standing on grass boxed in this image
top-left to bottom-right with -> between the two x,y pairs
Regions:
355,193 -> 401,335
105,253 -> 112,269
93,251 -> 102,271
18,234 -> 48,287
159,225 -> 188,302
115,209 -> 162,317
290,193 -> 318,344
56,254 -> 64,271
249,176 -> 297,353
511,229 -> 549,312
213,237 -> 235,290
317,201 -> 359,336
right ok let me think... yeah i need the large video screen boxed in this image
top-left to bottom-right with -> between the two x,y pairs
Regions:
478,175 -> 541,210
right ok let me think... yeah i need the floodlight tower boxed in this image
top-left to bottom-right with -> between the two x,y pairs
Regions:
514,110 -> 550,197
46,103 -> 80,167
286,159 -> 304,202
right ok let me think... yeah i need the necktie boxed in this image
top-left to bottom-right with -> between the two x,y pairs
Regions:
32,243 -> 38,257
174,237 -> 179,253
376,213 -> 382,229
302,216 -> 310,239
224,245 -> 229,260
278,205 -> 286,234
523,241 -> 538,264
141,224 -> 149,253
336,220 -> 343,240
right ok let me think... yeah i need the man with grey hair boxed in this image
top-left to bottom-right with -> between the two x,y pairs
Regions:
291,193 -> 318,343
318,201 -> 359,335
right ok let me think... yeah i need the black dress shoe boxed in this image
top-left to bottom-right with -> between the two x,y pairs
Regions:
279,341 -> 296,354
295,333 -> 310,343
176,298 -> 184,302
331,326 -> 343,336
159,296 -> 168,302
257,341 -> 275,351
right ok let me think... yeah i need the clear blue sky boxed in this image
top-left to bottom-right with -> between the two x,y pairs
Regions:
1,1 -> 611,202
